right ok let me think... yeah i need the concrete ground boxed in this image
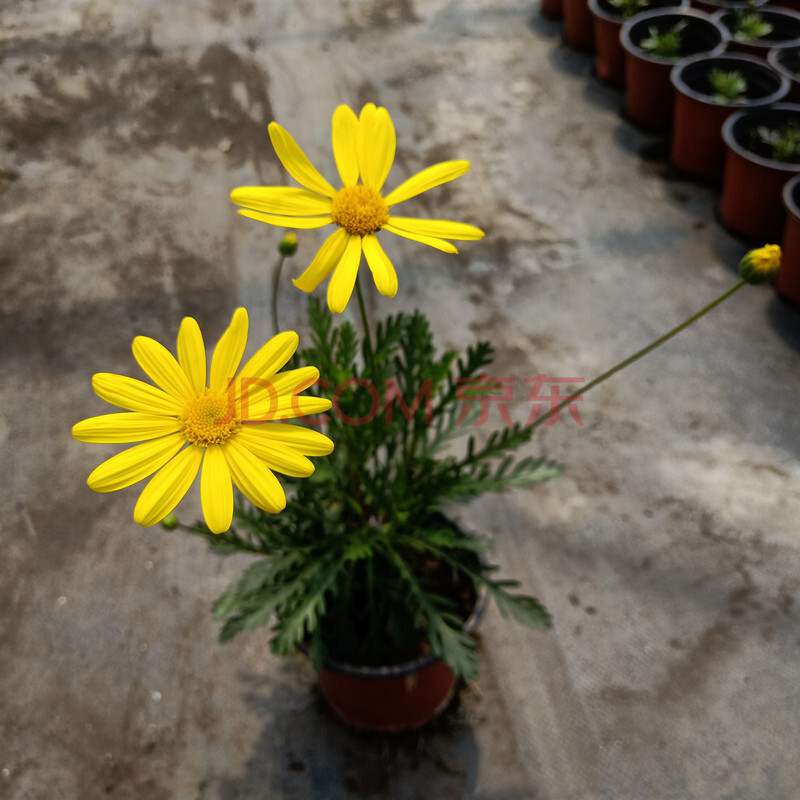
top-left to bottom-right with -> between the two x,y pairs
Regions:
2,1 -> 800,798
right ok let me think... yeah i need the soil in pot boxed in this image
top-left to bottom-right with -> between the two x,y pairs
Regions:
769,46 -> 800,104
713,8 -> 800,58
589,0 -> 687,87
670,54 -> 790,180
564,0 -> 596,51
778,174 -> 800,306
621,9 -> 728,132
720,103 -> 800,241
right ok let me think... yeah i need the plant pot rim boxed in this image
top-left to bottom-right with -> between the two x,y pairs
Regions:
587,0 -> 686,25
315,582 -> 490,679
783,173 -> 800,217
721,102 -> 800,171
769,44 -> 800,80
620,8 -> 728,65
693,0 -> 768,7
712,7 -> 800,51
670,53 -> 790,108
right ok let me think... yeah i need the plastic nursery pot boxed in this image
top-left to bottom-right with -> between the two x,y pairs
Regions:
712,8 -> 800,58
620,9 -> 728,132
315,589 -> 488,732
769,46 -> 800,104
670,54 -> 790,181
564,0 -> 596,52
589,0 -> 687,88
689,0 -> 768,14
719,104 -> 800,241
542,0 -> 564,20
777,174 -> 800,306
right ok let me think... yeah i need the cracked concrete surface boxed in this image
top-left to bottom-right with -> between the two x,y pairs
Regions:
2,1 -> 800,798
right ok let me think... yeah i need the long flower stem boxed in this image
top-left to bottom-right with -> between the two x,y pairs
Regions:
528,279 -> 747,433
355,273 -> 377,379
271,254 -> 286,335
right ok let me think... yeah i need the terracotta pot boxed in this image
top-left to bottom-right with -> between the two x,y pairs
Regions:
621,9 -> 728,132
777,174 -> 800,306
589,0 -> 687,87
719,103 -> 800,241
690,0 -> 768,14
670,54 -> 789,180
541,0 -> 564,20
315,588 -> 487,731
564,0 -> 596,51
768,45 -> 800,104
712,8 -> 800,58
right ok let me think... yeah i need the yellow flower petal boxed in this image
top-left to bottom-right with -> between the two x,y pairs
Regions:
237,366 -> 320,417
293,228 -> 349,292
384,160 -> 471,207
209,308 -> 248,394
134,444 -> 203,527
242,423 -> 334,456
177,317 -> 206,396
92,373 -> 181,415
237,209 -> 332,229
268,122 -> 337,198
387,217 -> 485,241
357,105 -> 395,191
222,438 -> 286,514
362,234 -> 398,298
383,223 -> 458,254
72,413 -> 182,444
236,428 -> 315,477
230,186 -> 333,216
87,434 -> 185,493
243,395 -> 332,425
327,234 -> 363,314
332,104 -> 359,187
235,331 -> 299,396
200,445 -> 233,534
132,336 -> 194,402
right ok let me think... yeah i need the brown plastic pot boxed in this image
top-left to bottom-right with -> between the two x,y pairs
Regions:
769,46 -> 800,104
777,174 -> 800,306
621,9 -> 728,132
541,0 -> 564,20
719,104 -> 800,241
670,54 -> 789,181
315,588 -> 487,731
564,0 -> 596,51
589,0 -> 687,87
712,8 -> 800,58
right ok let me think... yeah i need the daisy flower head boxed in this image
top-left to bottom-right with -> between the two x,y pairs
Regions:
230,103 -> 485,313
72,309 -> 333,534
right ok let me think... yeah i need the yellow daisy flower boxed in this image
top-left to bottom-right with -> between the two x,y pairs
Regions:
72,309 -> 333,534
230,103 -> 485,313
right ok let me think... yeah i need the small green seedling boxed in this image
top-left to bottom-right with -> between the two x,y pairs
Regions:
756,124 -> 800,162
733,10 -> 773,41
708,69 -> 748,104
640,20 -> 687,58
608,0 -> 649,19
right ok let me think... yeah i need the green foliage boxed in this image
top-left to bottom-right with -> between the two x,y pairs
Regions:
756,124 -> 800,163
733,10 -> 772,41
708,68 -> 748,104
607,0 -> 649,20
639,20 -> 687,58
192,298 -> 560,679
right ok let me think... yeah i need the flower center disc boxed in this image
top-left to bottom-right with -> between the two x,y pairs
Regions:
331,185 -> 389,237
180,391 -> 240,446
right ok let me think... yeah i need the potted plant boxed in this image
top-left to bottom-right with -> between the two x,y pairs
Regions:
768,46 -> 800,103
777,174 -> 800,305
621,8 -> 728,131
564,0 -> 597,51
541,0 -> 564,20
720,103 -> 800,240
712,7 -> 800,57
589,0 -> 687,87
670,54 -> 789,180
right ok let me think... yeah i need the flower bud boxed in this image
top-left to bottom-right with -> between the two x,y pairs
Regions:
278,232 -> 299,256
160,513 -> 179,531
739,244 -> 781,285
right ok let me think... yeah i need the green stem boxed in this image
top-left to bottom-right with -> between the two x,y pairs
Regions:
528,280 -> 747,433
355,273 -> 376,379
271,254 -> 286,336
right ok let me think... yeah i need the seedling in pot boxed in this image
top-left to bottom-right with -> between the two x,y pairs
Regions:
608,0 -> 650,20
733,9 -> 773,41
755,124 -> 800,162
708,68 -> 748,104
639,20 -> 687,57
